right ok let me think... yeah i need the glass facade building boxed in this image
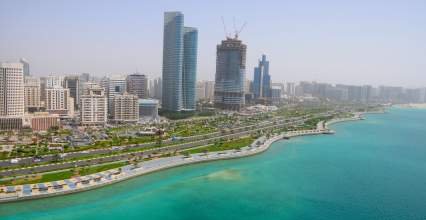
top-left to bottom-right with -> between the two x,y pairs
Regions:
182,27 -> 198,111
162,11 -> 198,112
253,54 -> 271,99
162,12 -> 184,112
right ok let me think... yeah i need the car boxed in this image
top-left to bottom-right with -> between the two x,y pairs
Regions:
10,158 -> 20,164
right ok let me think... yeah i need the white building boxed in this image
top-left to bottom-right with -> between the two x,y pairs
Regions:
24,76 -> 41,111
102,76 -> 126,117
0,62 -> 25,117
46,86 -> 74,117
80,83 -> 107,126
113,92 -> 139,123
46,75 -> 65,88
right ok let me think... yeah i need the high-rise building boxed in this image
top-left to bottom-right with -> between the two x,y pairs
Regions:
64,76 -> 80,110
19,58 -> 30,76
113,92 -> 139,123
162,11 -> 198,112
126,73 -> 148,99
182,27 -> 198,110
253,55 -> 271,99
46,75 -> 64,88
39,77 -> 47,107
0,62 -> 25,117
149,77 -> 162,100
196,81 -> 206,101
102,76 -> 126,117
205,81 -> 215,101
214,37 -> 247,111
285,82 -> 296,96
80,83 -> 107,126
46,86 -> 74,117
24,76 -> 41,112
162,11 -> 184,111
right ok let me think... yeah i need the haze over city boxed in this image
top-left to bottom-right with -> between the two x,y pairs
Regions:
1,0 -> 425,87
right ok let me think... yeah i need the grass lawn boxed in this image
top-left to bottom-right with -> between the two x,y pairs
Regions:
0,162 -> 127,186
182,136 -> 255,154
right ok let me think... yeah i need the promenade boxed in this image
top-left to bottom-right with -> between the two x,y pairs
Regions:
0,116 -> 362,203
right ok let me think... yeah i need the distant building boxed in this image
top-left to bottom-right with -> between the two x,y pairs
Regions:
102,76 -> 126,117
138,99 -> 159,121
196,81 -> 206,101
126,73 -> 148,99
113,92 -> 139,123
46,86 -> 74,118
271,85 -> 282,104
286,82 -> 296,96
214,37 -> 247,111
23,112 -> 60,131
80,83 -> 107,126
24,76 -> 41,112
19,58 -> 30,76
253,55 -> 271,99
0,62 -> 25,117
46,75 -> 64,88
149,77 -> 162,100
64,76 -> 80,110
205,81 -> 215,101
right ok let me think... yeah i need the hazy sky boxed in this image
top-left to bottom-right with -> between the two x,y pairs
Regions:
1,0 -> 425,87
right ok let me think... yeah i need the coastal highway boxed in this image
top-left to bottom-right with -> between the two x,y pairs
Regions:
0,114 -> 312,168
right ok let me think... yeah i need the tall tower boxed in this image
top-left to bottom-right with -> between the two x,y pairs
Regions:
0,62 -> 25,116
162,11 -> 184,112
253,54 -> 271,99
126,73 -> 148,99
182,27 -> 198,111
214,37 -> 247,111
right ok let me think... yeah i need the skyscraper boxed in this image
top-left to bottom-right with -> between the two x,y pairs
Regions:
24,76 -> 41,112
113,92 -> 139,123
214,37 -> 247,111
253,54 -> 271,99
46,86 -> 74,117
162,11 -> 184,112
64,76 -> 80,110
102,76 -> 126,117
80,82 -> 107,126
162,11 -> 198,112
126,73 -> 148,99
19,58 -> 30,76
182,27 -> 198,110
0,62 -> 25,116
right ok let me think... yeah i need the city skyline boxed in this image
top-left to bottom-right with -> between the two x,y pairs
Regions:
1,1 -> 425,87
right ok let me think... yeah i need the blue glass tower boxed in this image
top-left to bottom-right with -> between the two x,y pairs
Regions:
253,54 -> 271,99
182,27 -> 198,111
162,12 -> 184,111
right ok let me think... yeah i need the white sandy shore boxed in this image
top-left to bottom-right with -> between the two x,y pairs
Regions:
394,103 -> 426,109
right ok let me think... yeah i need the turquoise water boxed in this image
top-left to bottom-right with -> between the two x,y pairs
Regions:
1,108 -> 426,220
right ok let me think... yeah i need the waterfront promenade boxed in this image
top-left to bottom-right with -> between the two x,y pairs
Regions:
0,116 -> 363,203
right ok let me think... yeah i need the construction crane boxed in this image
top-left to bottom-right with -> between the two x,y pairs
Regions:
221,16 -> 247,39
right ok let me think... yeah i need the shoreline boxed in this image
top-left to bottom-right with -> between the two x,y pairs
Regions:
0,114 -> 367,204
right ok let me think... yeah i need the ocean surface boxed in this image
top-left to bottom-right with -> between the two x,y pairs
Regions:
1,107 -> 426,220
